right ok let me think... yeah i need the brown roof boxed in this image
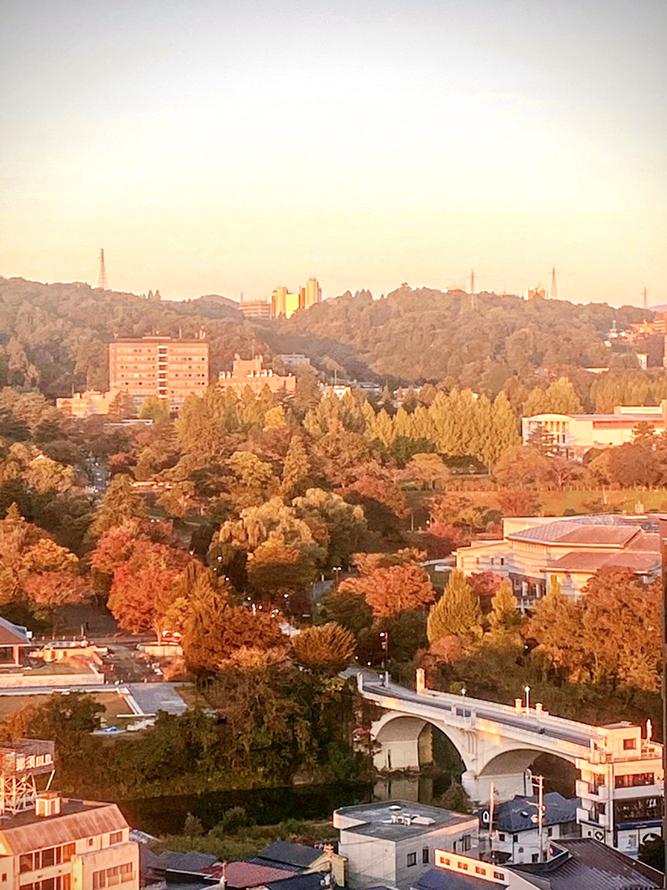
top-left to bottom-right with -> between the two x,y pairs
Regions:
0,799 -> 128,854
206,863 -> 299,888
548,551 -> 661,575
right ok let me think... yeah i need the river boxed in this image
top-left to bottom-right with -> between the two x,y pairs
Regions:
116,773 -> 456,837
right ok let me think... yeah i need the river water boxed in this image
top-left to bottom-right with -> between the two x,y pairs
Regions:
117,774 -> 455,837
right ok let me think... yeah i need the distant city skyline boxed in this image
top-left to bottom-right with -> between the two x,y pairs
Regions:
1,0 -> 665,307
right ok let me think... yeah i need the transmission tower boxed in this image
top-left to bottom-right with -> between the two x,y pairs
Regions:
550,267 -> 557,300
97,249 -> 108,290
643,287 -> 648,313
470,268 -> 476,294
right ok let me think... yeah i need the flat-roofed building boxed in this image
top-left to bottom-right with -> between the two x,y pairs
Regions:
238,300 -> 272,319
455,514 -> 661,603
56,391 -> 118,418
522,403 -> 666,458
109,336 -> 209,411
334,800 -> 478,888
218,355 -> 296,396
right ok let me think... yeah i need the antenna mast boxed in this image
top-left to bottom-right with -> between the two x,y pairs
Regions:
550,267 -> 557,300
97,249 -> 108,290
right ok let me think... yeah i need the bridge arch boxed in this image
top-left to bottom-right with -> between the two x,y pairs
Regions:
372,712 -> 473,772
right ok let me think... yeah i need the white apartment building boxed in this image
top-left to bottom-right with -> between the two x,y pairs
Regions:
455,514 -> 660,602
334,800 -> 478,888
576,721 -> 664,858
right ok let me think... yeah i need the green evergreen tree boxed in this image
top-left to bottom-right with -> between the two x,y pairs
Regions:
488,579 -> 522,633
281,435 -> 311,500
89,474 -> 146,539
427,569 -> 482,644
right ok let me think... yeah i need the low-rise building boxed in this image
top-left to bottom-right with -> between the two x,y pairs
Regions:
478,793 -> 578,865
218,356 -> 296,396
411,839 -> 663,889
238,300 -> 272,319
334,800 -> 478,888
455,514 -> 661,603
56,390 -> 119,418
0,739 -> 139,890
521,403 -> 666,458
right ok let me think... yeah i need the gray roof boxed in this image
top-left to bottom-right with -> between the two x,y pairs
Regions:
480,793 -> 578,834
512,839 -> 663,889
254,841 -> 322,870
153,851 -> 220,875
413,867 -> 508,890
336,800 -> 474,841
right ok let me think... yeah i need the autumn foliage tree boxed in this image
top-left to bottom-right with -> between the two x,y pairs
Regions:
427,570 -> 482,645
291,623 -> 356,674
339,563 -> 435,619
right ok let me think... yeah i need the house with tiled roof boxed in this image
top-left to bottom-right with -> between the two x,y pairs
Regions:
455,515 -> 661,603
476,793 -> 578,864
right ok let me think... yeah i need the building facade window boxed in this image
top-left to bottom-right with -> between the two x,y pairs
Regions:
92,864 -> 134,889
422,848 -> 429,864
406,853 -> 417,867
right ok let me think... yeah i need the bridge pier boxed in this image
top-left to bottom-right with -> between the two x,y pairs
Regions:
462,769 -> 533,805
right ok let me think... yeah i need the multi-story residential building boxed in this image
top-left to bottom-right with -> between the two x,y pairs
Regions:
299,278 -> 322,311
333,800 -> 478,888
522,403 -> 666,458
218,355 -> 296,396
576,721 -> 664,858
0,740 -> 139,890
271,279 -> 322,318
238,299 -> 272,319
108,335 -> 209,410
455,514 -> 660,603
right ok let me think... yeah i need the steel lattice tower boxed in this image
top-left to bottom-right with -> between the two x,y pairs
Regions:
98,248 -> 108,290
550,267 -> 557,300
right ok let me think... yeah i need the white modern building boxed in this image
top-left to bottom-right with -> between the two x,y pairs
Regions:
576,721 -> 664,858
333,800 -> 478,888
521,404 -> 665,458
455,514 -> 661,603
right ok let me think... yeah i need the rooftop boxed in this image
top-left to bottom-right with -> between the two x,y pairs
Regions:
253,841 -> 324,870
479,793 -> 578,834
336,800 -> 474,841
0,616 -> 31,646
0,798 -> 128,854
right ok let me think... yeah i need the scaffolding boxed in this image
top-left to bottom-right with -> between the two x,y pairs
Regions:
0,739 -> 55,815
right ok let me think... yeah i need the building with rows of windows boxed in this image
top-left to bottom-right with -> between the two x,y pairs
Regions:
0,740 -> 138,890
108,334 -> 209,411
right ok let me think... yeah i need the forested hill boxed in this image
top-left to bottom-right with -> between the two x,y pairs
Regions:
0,277 -> 650,399
274,285 -> 648,389
0,277 -> 257,398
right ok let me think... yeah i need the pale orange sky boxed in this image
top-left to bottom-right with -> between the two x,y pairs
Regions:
1,1 -> 665,306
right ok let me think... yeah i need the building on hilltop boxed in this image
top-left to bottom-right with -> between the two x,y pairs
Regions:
522,402 -> 667,458
109,334 -> 209,411
0,738 -> 139,890
238,299 -> 272,319
334,800 -> 478,888
218,355 -> 296,396
455,514 -> 661,604
271,279 -> 322,318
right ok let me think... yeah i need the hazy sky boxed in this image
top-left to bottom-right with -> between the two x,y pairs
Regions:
1,0 -> 665,305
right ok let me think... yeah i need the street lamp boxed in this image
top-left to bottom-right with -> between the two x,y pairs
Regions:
524,685 -> 531,713
380,631 -> 389,680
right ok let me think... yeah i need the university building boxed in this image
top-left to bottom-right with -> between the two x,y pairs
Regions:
218,355 -> 296,396
108,335 -> 209,410
455,514 -> 660,603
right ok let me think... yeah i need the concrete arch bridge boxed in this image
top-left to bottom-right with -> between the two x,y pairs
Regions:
358,671 -> 661,808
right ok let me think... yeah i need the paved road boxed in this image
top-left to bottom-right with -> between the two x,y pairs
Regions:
362,677 -> 601,751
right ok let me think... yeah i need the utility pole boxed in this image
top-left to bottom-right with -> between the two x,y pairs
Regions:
550,267 -> 557,300
532,774 -> 546,862
97,248 -> 108,290
488,781 -> 496,862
